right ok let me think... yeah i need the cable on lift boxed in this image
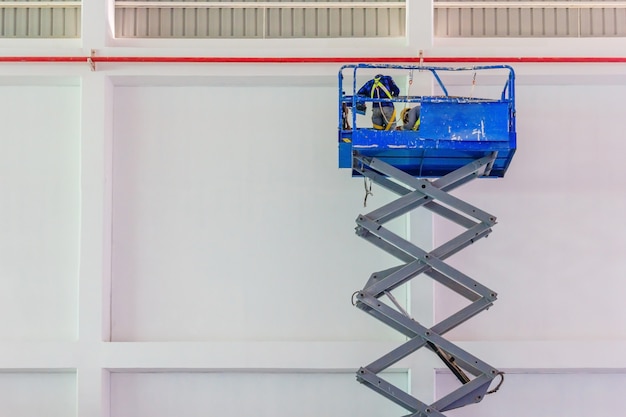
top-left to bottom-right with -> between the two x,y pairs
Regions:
351,290 -> 359,306
384,290 -> 409,318
363,177 -> 373,207
403,69 -> 414,114
470,72 -> 477,98
486,371 -> 505,395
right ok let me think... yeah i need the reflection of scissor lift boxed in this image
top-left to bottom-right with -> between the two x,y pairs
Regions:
339,64 -> 516,416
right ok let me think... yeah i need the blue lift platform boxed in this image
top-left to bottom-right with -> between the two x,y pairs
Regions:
339,64 -> 513,417
339,64 -> 516,178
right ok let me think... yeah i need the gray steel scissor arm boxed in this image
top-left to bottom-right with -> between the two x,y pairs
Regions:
352,152 -> 503,416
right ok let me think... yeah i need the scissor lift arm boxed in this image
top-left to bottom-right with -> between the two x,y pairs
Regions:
339,64 -> 514,417
352,152 -> 503,417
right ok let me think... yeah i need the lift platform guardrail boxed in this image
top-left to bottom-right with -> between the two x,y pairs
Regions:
338,63 -> 516,177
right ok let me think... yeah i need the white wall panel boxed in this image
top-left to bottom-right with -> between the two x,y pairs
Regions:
110,371 -> 408,417
0,84 -> 80,342
111,82 -> 408,342
434,82 -> 626,341
435,370 -> 626,417
0,372 -> 77,417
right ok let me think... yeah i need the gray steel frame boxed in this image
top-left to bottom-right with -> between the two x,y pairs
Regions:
352,152 -> 502,417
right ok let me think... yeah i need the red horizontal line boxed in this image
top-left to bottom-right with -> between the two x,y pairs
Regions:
1,56 -> 626,63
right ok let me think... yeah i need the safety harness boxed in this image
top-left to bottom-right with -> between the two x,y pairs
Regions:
410,117 -> 421,131
400,107 -> 421,131
371,76 -> 396,130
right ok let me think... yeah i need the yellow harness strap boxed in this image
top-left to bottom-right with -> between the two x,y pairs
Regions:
385,108 -> 397,130
401,107 -> 421,131
412,117 -> 421,131
371,77 -> 393,100
371,76 -> 396,130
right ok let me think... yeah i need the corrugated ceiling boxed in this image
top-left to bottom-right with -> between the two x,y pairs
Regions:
1,1 -> 625,39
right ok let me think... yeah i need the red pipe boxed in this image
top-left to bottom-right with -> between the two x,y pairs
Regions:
1,56 -> 626,64
0,56 -> 89,62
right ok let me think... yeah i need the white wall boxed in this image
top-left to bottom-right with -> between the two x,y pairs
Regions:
436,370 -> 626,417
2,2 -> 626,417
0,83 -> 80,343
435,81 -> 626,341
0,372 -> 76,417
110,81 -> 407,343
110,371 -> 409,417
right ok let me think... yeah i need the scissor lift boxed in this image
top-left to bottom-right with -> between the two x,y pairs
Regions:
339,64 -> 516,416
